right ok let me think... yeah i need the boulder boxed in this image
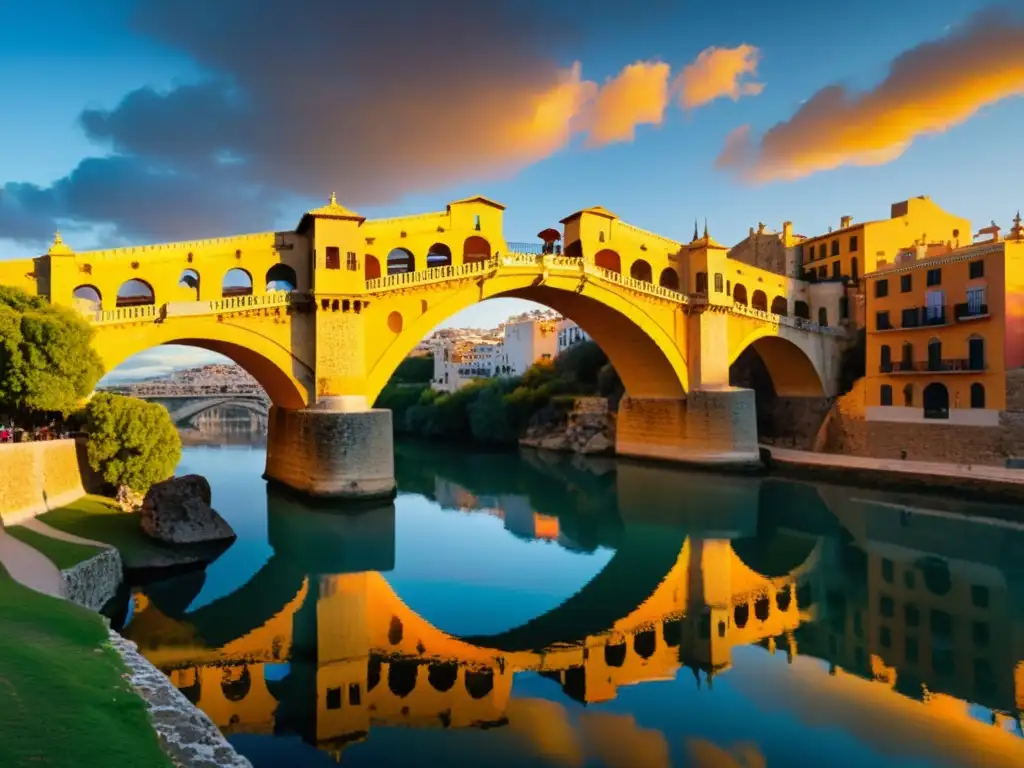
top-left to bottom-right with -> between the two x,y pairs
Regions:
580,432 -> 614,455
140,475 -> 236,545
539,434 -> 570,452
116,485 -> 144,512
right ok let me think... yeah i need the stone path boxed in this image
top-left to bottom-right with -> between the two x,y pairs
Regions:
20,516 -> 113,548
765,446 -> 1024,486
0,527 -> 64,596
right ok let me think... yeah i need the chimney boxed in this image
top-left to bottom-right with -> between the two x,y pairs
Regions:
840,215 -> 853,229
782,221 -> 793,241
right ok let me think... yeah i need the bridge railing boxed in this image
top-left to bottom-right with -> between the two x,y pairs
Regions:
89,291 -> 299,326
91,304 -> 160,325
583,263 -> 687,303
728,302 -> 844,336
205,291 -> 293,315
506,242 -> 546,255
365,258 -> 495,291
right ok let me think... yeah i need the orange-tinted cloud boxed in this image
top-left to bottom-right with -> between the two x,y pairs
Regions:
583,61 -> 673,147
716,8 -> 1024,183
676,45 -> 764,110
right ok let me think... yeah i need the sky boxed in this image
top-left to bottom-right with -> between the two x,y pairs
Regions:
2,0 -> 1023,381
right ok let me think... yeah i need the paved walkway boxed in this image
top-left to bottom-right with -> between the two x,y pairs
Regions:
0,527 -> 65,597
20,516 -> 112,549
765,446 -> 1024,486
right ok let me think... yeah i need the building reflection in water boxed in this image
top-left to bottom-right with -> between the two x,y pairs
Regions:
178,405 -> 268,447
119,444 -> 1024,765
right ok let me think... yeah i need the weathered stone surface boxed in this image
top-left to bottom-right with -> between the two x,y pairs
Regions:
141,475 -> 235,545
521,397 -> 616,455
116,485 -> 144,512
108,631 -> 252,768
62,548 -> 122,611
580,432 -> 613,455
539,434 -> 570,451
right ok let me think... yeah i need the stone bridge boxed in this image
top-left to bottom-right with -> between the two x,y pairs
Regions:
1,195 -> 846,500
142,394 -> 269,426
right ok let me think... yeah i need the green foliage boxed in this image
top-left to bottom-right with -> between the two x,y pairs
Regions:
0,286 -> 105,417
390,354 -> 434,384
373,340 -> 620,447
83,392 -> 181,494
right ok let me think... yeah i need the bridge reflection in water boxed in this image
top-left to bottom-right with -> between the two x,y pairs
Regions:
119,445 -> 1024,766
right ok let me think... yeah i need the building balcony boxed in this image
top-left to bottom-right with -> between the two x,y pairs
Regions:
879,358 -> 985,374
899,306 -> 949,329
954,302 -> 990,321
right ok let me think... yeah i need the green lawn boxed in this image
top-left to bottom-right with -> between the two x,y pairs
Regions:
0,565 -> 172,767
4,526 -> 102,570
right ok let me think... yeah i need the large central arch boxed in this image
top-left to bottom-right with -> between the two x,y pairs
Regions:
366,275 -> 689,403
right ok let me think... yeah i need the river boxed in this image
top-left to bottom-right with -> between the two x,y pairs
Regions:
112,426 -> 1024,767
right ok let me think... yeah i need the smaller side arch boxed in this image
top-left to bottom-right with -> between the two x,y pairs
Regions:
659,267 -> 679,290
733,284 -> 748,306
630,259 -> 652,283
463,236 -> 490,264
116,278 -> 155,307
177,269 -> 200,300
752,290 -> 768,312
594,249 -> 621,273
365,255 -> 381,280
265,264 -> 297,292
387,248 -> 415,275
427,243 -> 453,268
72,285 -> 102,312
222,268 -> 253,298
794,300 -> 809,320
770,296 -> 788,316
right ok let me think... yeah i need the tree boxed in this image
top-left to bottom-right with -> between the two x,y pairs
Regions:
83,393 -> 181,495
0,286 -> 105,418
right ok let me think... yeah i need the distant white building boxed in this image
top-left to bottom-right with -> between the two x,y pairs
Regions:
501,317 -> 558,376
556,318 -> 591,355
431,337 -> 502,392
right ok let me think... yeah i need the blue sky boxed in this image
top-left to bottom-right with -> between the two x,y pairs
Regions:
2,0 -> 1022,380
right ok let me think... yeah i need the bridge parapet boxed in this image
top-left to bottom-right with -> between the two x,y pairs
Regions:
365,258 -> 494,292
86,290 -> 299,326
726,301 -> 846,336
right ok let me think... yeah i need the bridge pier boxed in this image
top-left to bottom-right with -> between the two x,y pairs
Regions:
615,390 -> 760,470
264,403 -> 396,504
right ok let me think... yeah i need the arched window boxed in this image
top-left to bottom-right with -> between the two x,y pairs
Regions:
695,272 -> 708,293
971,383 -> 986,409
794,300 -> 810,319
365,255 -> 381,280
463,236 -> 490,264
222,268 -> 253,298
177,269 -> 200,300
116,279 -> 155,307
265,264 -> 297,292
427,243 -> 452,268
594,249 -> 621,273
629,259 -> 652,283
923,382 -> 950,419
818,307 -> 828,326
387,248 -> 415,275
659,267 -> 679,290
733,283 -> 748,305
927,338 -> 942,371
968,336 -> 985,371
770,296 -> 788,316
72,285 -> 102,312
752,290 -> 768,312
880,384 -> 892,406
903,383 -> 913,407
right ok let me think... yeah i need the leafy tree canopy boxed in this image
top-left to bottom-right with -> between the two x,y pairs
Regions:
83,393 -> 181,494
0,286 -> 105,416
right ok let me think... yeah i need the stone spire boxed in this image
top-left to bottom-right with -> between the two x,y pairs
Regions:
1011,210 -> 1023,240
48,231 -> 73,256
692,219 -> 699,243
703,219 -> 709,239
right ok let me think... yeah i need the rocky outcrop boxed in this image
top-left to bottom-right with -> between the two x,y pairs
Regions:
116,485 -> 144,512
62,548 -> 122,611
108,631 -> 252,768
141,475 -> 236,545
521,397 -> 615,456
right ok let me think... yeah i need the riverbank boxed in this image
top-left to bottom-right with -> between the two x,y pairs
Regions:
763,445 -> 1024,504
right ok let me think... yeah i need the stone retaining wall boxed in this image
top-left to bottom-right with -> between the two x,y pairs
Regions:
62,548 -> 123,612
0,439 -> 89,525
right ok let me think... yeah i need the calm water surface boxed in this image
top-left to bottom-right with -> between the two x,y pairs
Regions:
115,429 -> 1024,767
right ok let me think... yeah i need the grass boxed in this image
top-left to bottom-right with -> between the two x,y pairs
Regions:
0,564 -> 172,767
4,526 -> 102,570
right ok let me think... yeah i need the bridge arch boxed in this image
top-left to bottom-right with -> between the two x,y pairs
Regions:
365,254 -> 381,280
222,268 -> 253,298
366,277 -> 689,403
116,278 -> 155,308
463,236 -> 490,264
594,249 -> 621,273
751,290 -> 768,312
387,248 -> 415,275
730,330 -> 827,397
427,243 -> 453,268
629,259 -> 652,283
265,264 -> 297,292
94,323 -> 311,408
659,268 -> 679,291
177,269 -> 200,300
72,284 -> 102,312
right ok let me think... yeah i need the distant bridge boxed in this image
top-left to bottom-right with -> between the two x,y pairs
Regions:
101,388 -> 270,425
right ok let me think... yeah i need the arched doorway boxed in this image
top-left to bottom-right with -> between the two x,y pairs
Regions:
630,260 -> 652,283
794,300 -> 809,319
72,285 -> 102,313
752,290 -> 768,312
177,269 -> 200,300
733,284 -> 748,305
427,243 -> 453,268
923,382 -> 949,419
594,249 -> 621,273
387,248 -> 415,275
659,268 -> 679,290
365,255 -> 381,280
770,296 -> 788,316
116,279 -> 155,307
463,236 -> 490,264
222,269 -> 253,298
265,264 -> 297,292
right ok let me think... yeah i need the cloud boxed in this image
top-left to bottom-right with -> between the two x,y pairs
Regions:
583,61 -> 672,147
99,345 -> 229,384
716,8 -> 1024,182
0,1 -> 759,246
675,45 -> 764,110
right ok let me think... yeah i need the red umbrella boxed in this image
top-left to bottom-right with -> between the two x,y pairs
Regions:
536,228 -> 561,243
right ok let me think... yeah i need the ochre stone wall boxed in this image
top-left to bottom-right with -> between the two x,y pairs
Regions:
616,391 -> 759,466
815,373 -> 1024,466
265,407 -> 396,500
0,439 -> 88,525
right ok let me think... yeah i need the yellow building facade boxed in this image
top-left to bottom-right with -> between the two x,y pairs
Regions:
863,216 -> 1024,423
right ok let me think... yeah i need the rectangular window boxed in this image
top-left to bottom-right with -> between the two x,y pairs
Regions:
900,274 -> 912,292
925,290 -> 945,323
817,265 -> 827,278
926,268 -> 941,286
326,687 -> 342,710
969,260 -> 984,279
849,235 -> 859,252
819,244 -> 827,260
831,239 -> 839,256
346,251 -> 358,270
880,385 -> 892,406
325,246 -> 341,270
875,279 -> 889,298
901,307 -> 919,327
714,273 -> 724,292
876,311 -> 891,330
967,287 -> 986,315
839,296 -> 849,320
831,260 -> 841,279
